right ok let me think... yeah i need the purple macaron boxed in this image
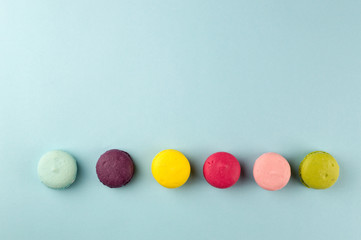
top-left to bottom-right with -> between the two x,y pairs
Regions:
96,149 -> 134,188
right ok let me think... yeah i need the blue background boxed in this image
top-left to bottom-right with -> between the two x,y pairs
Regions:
1,1 -> 361,239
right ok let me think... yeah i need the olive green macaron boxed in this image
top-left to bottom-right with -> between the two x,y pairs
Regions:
299,151 -> 339,189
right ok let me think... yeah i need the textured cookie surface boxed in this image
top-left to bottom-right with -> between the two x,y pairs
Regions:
38,150 -> 77,189
203,152 -> 241,189
253,152 -> 291,191
299,151 -> 339,189
96,149 -> 134,188
151,149 -> 190,188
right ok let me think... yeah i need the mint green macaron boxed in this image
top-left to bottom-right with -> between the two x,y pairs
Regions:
37,150 -> 78,189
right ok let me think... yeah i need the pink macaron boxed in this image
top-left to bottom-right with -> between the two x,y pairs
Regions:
253,152 -> 291,191
203,152 -> 241,189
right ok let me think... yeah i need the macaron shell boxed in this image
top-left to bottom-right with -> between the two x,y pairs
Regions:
96,149 -> 134,188
299,151 -> 339,189
151,149 -> 190,188
37,150 -> 77,189
203,152 -> 241,189
253,152 -> 291,191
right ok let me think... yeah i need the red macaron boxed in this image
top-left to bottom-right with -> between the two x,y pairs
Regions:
203,152 -> 241,189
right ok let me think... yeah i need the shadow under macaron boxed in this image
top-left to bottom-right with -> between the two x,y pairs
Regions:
285,151 -> 311,187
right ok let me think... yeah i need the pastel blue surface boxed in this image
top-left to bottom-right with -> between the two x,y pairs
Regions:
1,1 -> 361,240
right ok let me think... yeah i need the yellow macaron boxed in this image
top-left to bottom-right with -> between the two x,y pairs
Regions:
151,149 -> 191,188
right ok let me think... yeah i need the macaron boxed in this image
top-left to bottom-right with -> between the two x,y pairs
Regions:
37,150 -> 77,189
203,152 -> 241,189
253,152 -> 291,191
299,151 -> 339,189
151,149 -> 191,188
96,149 -> 134,188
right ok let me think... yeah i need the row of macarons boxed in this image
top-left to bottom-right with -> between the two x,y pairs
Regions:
37,149 -> 340,191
